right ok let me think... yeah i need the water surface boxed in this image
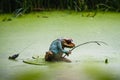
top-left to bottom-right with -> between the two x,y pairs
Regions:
0,11 -> 120,80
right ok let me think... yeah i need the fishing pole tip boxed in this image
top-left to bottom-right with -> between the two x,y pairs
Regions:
95,41 -> 108,46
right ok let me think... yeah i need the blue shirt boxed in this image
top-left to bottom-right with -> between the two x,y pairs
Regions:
49,39 -> 68,54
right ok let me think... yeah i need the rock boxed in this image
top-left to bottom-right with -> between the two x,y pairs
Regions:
105,58 -> 108,64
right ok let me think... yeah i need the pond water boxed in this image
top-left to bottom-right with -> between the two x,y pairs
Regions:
0,11 -> 120,80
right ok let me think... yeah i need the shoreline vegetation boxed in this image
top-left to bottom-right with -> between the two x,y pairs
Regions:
0,0 -> 120,14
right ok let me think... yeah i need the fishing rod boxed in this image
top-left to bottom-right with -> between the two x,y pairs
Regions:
8,42 -> 35,60
63,41 -> 108,58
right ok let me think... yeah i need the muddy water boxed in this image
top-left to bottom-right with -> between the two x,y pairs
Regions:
0,11 -> 120,80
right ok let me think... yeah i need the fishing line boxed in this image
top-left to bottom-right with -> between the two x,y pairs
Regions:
8,42 -> 36,60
